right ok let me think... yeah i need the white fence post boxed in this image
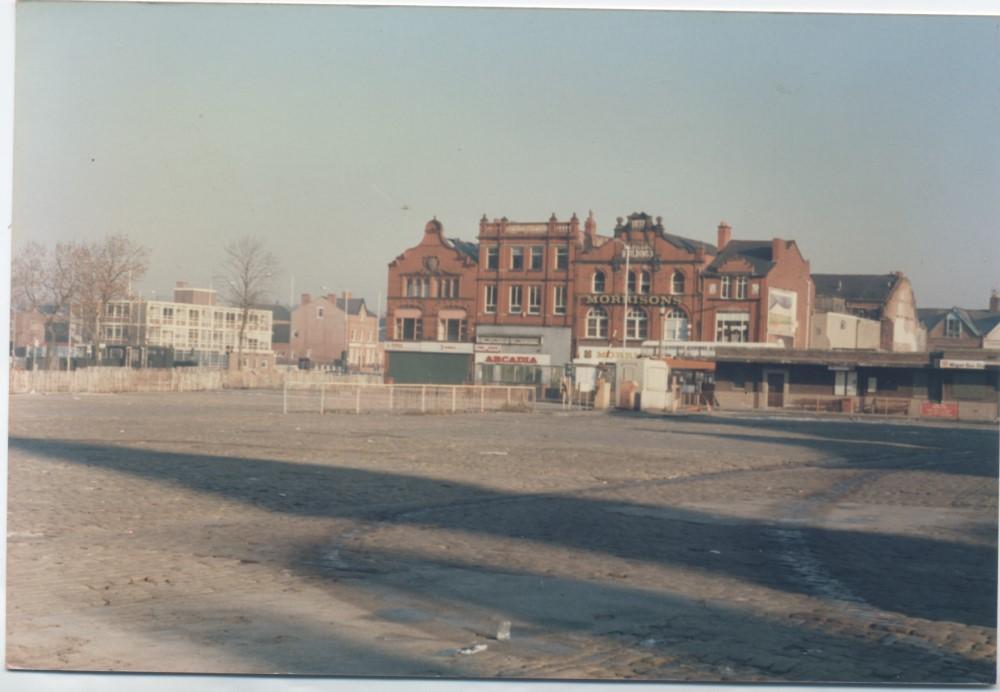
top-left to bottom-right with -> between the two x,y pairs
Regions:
355,385 -> 361,414
389,385 -> 394,412
480,386 -> 485,413
452,386 -> 457,413
320,383 -> 325,414
421,385 -> 426,413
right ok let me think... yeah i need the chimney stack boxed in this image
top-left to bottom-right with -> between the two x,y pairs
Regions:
771,238 -> 785,261
717,222 -> 732,251
990,290 -> 1000,313
301,293 -> 312,306
176,280 -> 188,288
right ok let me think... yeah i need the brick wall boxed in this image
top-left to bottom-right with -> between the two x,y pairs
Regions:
386,219 -> 479,343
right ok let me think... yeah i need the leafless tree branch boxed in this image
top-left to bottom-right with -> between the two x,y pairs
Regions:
217,236 -> 278,370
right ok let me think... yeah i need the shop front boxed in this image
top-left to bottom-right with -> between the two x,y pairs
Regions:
712,347 -> 999,421
474,327 -> 571,400
474,351 -> 560,400
384,341 -> 475,384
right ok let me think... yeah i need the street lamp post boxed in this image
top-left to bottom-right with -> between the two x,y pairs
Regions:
623,243 -> 631,349
610,237 -> 632,350
659,305 -> 666,358
66,307 -> 72,371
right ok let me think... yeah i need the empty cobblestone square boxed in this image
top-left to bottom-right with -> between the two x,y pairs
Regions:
6,391 -> 997,683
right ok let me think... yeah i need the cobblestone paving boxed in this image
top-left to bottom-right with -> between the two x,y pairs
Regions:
6,391 -> 998,682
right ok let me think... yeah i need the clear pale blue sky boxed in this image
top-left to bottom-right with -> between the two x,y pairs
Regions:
13,2 -> 1000,311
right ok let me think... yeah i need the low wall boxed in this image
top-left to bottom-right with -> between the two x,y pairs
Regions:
714,390 -> 756,410
957,400 -> 998,422
714,388 -> 997,422
10,367 -> 382,395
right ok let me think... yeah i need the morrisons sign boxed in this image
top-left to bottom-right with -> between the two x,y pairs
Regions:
581,294 -> 681,307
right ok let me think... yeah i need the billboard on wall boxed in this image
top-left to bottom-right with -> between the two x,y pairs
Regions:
767,288 -> 797,337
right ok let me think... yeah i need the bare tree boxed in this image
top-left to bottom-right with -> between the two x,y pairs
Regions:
11,241 -> 85,368
10,241 -> 47,311
218,236 -> 277,370
74,235 -> 149,361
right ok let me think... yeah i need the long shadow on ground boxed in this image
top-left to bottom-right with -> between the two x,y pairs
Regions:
9,436 -> 997,629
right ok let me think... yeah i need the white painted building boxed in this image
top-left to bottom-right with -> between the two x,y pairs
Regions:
102,283 -> 273,367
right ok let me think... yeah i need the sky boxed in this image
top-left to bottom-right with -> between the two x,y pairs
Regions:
11,2 -> 1000,312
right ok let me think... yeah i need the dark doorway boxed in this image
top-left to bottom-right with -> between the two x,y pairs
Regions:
766,372 -> 785,408
928,371 -> 943,403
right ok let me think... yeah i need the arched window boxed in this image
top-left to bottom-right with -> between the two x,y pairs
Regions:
671,271 -> 685,295
586,307 -> 608,338
639,271 -> 651,295
735,275 -> 748,300
627,308 -> 648,340
629,270 -> 650,295
592,270 -> 606,294
663,308 -> 689,341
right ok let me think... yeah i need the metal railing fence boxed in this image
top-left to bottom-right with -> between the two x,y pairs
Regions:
282,382 -> 535,415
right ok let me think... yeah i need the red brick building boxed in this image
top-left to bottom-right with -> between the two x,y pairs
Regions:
384,218 -> 479,383
573,212 -> 716,350
701,226 -> 814,348
386,218 -> 479,343
475,213 -> 581,330
385,212 -> 815,381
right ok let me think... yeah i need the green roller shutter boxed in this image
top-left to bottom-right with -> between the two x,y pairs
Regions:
386,352 -> 472,384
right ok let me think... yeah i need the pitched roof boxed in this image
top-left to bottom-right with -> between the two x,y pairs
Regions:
919,307 -> 1000,336
334,297 -> 368,315
813,274 -> 899,303
661,232 -> 717,254
252,303 -> 291,322
446,237 -> 479,262
704,240 -> 776,277
972,311 -> 1000,335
